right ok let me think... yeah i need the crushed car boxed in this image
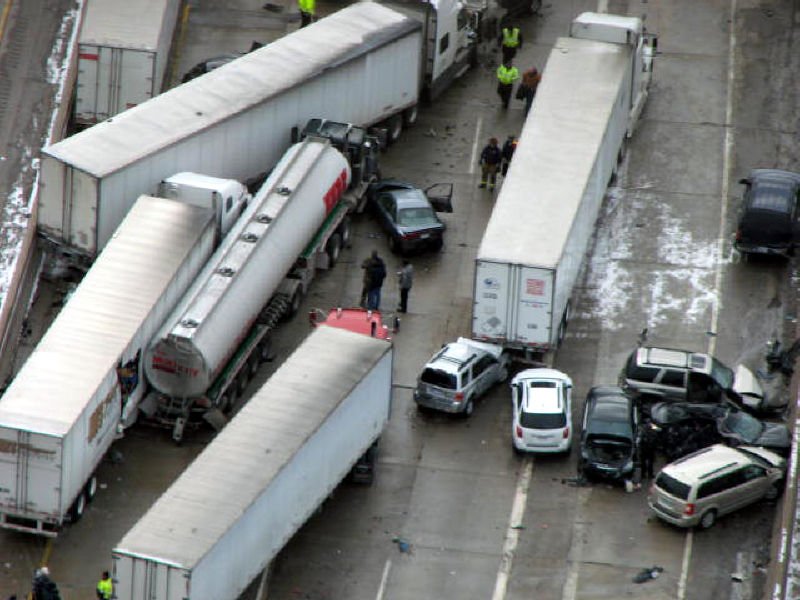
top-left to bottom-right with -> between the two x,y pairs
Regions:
578,386 -> 639,482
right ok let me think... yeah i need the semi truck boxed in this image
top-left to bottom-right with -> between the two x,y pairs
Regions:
144,129 -> 379,442
74,0 -> 181,128
0,196 -> 218,535
471,12 -> 657,360
113,326 -> 393,600
38,0 -> 494,264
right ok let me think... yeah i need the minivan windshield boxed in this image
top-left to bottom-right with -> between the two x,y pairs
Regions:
722,411 -> 764,442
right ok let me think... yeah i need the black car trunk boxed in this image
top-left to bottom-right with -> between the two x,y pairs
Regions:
738,209 -> 793,246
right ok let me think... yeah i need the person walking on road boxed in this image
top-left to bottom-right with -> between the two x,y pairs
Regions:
397,260 -> 414,313
31,567 -> 61,600
498,23 -> 523,63
479,137 -> 503,190
362,250 -> 387,310
519,66 -> 541,116
501,134 -> 517,177
639,423 -> 658,480
496,60 -> 520,110
96,571 -> 113,600
298,0 -> 315,27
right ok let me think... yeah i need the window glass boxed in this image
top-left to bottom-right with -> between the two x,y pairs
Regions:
439,33 -> 450,54
742,465 -> 766,481
655,473 -> 691,500
521,411 -> 566,429
625,354 -> 659,383
226,196 -> 233,212
420,369 -> 456,389
660,369 -> 685,387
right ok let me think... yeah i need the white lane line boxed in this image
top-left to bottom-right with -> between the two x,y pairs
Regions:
375,558 -> 392,600
562,487 -> 592,600
679,0 -> 738,598
469,116 -> 484,175
492,458 -> 533,600
597,0 -> 608,13
677,530 -> 694,599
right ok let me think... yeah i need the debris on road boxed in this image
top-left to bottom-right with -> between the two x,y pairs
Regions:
392,536 -> 412,554
632,566 -> 664,583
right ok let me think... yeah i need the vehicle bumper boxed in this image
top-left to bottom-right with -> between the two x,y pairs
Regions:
414,390 -> 464,413
514,436 -> 570,454
647,499 -> 697,528
582,461 -> 634,481
400,235 -> 443,253
734,242 -> 791,256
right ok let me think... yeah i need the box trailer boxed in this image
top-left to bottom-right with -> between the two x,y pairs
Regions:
75,0 -> 181,127
471,13 -> 656,359
38,2 -> 422,262
0,197 -> 216,535
113,326 -> 393,600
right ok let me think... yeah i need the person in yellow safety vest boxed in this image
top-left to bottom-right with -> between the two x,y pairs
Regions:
96,571 -> 113,600
298,0 -> 315,28
498,24 -> 523,63
496,60 -> 520,109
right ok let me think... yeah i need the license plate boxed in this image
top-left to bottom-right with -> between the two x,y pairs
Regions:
420,233 -> 430,240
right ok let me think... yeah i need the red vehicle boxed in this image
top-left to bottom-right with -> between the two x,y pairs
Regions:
309,307 -> 395,340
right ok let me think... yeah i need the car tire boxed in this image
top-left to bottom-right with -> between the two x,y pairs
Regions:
388,235 -> 401,255
699,509 -> 717,530
765,481 -> 783,501
461,398 -> 475,419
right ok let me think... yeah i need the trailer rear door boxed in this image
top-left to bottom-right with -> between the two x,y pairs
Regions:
510,266 -> 554,346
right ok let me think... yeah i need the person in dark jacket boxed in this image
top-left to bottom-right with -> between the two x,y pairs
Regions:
639,423 -> 659,480
31,567 -> 61,600
361,250 -> 386,310
479,137 -> 503,190
501,135 -> 517,177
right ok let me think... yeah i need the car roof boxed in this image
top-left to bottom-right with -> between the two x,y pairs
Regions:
587,387 -> 632,423
749,168 -> 800,187
661,444 -> 750,480
425,341 -> 484,374
637,347 -> 711,372
391,189 -> 431,209
522,383 -> 563,415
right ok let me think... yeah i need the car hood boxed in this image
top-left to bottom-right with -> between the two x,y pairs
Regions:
732,365 -> 765,408
738,445 -> 787,469
755,422 -> 792,450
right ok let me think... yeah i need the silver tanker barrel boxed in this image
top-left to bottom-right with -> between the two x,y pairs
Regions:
145,137 -> 351,415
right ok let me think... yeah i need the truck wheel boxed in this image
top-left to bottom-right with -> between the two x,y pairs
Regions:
386,114 -> 403,145
258,339 -> 272,363
338,219 -> 352,247
326,233 -> 342,267
220,388 -> 238,413
69,491 -> 87,523
248,353 -> 260,377
84,475 -> 98,503
235,371 -> 250,396
285,289 -> 303,320
403,105 -> 418,126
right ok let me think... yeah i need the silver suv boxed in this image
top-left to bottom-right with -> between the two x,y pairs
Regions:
620,346 -> 769,410
648,444 -> 785,529
414,338 -> 509,417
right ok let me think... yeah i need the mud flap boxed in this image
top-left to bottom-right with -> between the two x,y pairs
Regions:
203,408 -> 228,432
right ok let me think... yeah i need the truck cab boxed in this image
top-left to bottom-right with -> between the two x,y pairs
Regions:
157,172 -> 250,243
300,118 -> 380,188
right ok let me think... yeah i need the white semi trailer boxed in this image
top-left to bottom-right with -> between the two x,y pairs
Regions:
113,326 -> 393,600
0,197 -> 217,535
144,133 -> 376,442
471,13 -> 657,359
38,0 -> 491,264
74,0 -> 181,127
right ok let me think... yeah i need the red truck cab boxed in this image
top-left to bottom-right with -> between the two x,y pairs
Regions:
309,307 -> 394,340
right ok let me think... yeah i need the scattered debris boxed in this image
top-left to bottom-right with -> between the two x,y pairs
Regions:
511,524 -> 525,530
424,128 -> 437,137
392,536 -> 412,554
262,3 -> 284,11
632,566 -> 664,583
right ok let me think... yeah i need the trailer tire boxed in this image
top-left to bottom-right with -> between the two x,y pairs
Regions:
403,105 -> 418,127
69,491 -> 87,523
220,388 -> 237,413
285,289 -> 303,321
235,371 -> 250,396
248,353 -> 260,377
338,218 -> 352,247
326,233 -> 343,267
386,114 -> 403,145
258,338 -> 272,363
84,474 -> 98,503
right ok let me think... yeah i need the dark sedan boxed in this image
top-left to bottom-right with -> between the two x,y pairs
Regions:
649,401 -> 791,457
734,168 -> 800,258
579,386 -> 638,482
367,180 -> 453,254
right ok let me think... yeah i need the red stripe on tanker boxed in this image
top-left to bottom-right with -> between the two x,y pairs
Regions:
145,138 -> 351,399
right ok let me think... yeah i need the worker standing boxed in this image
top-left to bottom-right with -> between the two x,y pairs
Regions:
498,23 -> 523,63
298,0 -> 315,28
396,260 -> 414,313
96,571 -> 113,600
501,134 -> 517,177
479,137 -> 503,190
496,60 -> 520,110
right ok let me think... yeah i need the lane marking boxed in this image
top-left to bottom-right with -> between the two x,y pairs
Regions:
561,487 -> 592,600
469,116 -> 484,175
491,458 -> 533,600
375,558 -> 392,600
597,0 -> 608,14
678,0 -> 738,598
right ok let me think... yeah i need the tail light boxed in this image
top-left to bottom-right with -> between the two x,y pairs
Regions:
515,425 -> 523,438
562,427 -> 570,439
403,231 -> 422,240
684,503 -> 695,516
454,392 -> 464,402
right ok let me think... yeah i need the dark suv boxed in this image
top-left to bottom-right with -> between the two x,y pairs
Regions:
734,169 -> 800,257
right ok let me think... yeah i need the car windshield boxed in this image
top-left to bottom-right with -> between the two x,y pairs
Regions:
709,358 -> 735,389
722,411 -> 764,442
520,412 -> 566,429
587,403 -> 632,439
420,368 -> 456,390
398,207 -> 437,227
